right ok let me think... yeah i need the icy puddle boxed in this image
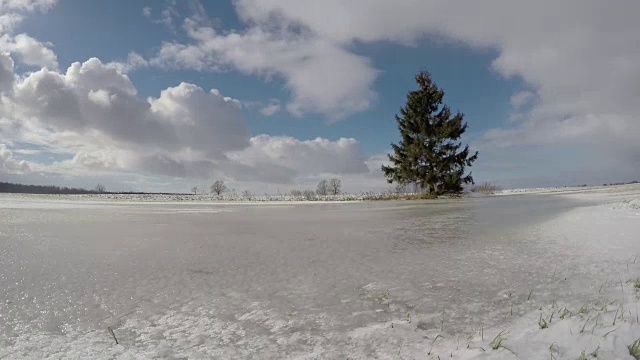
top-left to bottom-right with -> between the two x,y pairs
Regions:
1,192 -> 639,359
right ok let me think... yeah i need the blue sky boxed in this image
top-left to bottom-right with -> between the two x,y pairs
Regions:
1,0 -> 639,192
20,0 -> 517,147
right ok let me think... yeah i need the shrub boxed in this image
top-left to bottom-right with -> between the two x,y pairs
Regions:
470,182 -> 502,194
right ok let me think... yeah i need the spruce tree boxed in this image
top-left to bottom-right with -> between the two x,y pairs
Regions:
382,71 -> 478,195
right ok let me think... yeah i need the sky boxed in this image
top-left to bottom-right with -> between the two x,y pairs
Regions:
0,0 -> 639,193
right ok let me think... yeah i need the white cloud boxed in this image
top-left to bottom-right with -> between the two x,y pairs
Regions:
1,56 -> 249,174
226,135 -> 368,181
159,2 -> 177,30
87,89 -> 114,107
71,150 -> 117,170
263,151 -> 392,193
0,13 -> 22,32
142,0 -> 179,31
0,53 -> 371,186
142,6 -> 151,18
335,152 -> 392,193
0,1 -> 55,35
0,33 -> 58,69
234,0 -> 433,45
153,20 -> 378,119
0,0 -> 56,13
0,1 -> 58,69
510,91 -> 535,110
148,81 -> 249,157
106,52 -> 148,74
0,143 -> 30,173
259,99 -> 280,116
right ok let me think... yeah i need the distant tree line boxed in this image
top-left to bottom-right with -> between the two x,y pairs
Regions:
204,178 -> 342,200
0,181 -> 97,194
0,181 -> 187,195
603,180 -> 639,186
288,178 -> 341,200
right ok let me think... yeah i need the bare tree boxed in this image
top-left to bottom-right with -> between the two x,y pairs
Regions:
303,189 -> 316,200
316,179 -> 329,196
94,184 -> 106,193
210,180 -> 228,196
470,182 -> 502,195
290,189 -> 302,198
191,186 -> 199,195
241,189 -> 253,200
329,178 -> 341,195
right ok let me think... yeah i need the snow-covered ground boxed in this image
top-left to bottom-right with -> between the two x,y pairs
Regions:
2,182 -> 637,203
389,186 -> 640,359
1,185 -> 640,359
495,183 -> 640,197
0,191 -> 378,204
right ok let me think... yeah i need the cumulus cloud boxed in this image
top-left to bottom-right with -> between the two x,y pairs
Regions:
0,143 -> 30,173
106,52 -> 148,74
226,135 -> 368,181
0,0 -> 56,13
0,33 -> 58,69
259,99 -> 281,116
152,19 -> 378,119
0,52 -> 370,185
0,0 -> 58,70
11,59 -> 165,145
70,150 -> 118,170
1,55 -> 248,175
87,89 -> 114,107
148,82 -> 249,157
0,13 -> 22,33
0,0 -> 55,31
4,58 -> 251,161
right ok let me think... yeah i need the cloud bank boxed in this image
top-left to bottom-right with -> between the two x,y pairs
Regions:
0,52 -> 370,186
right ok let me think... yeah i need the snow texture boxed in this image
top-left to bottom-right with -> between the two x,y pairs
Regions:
1,184 -> 639,359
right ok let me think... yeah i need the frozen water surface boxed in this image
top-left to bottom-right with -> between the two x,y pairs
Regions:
1,191 -> 639,359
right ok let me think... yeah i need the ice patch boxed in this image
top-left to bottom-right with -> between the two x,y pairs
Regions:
3,186 -> 640,358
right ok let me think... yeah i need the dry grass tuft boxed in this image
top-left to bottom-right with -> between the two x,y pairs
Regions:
470,182 -> 502,195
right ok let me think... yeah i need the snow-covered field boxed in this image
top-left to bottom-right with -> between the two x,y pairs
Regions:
495,183 -> 640,197
0,191 -> 379,204
1,184 -> 639,359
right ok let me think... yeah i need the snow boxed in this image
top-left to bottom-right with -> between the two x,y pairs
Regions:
0,192 -> 373,204
386,187 -> 640,359
495,183 -> 640,197
1,185 -> 640,359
